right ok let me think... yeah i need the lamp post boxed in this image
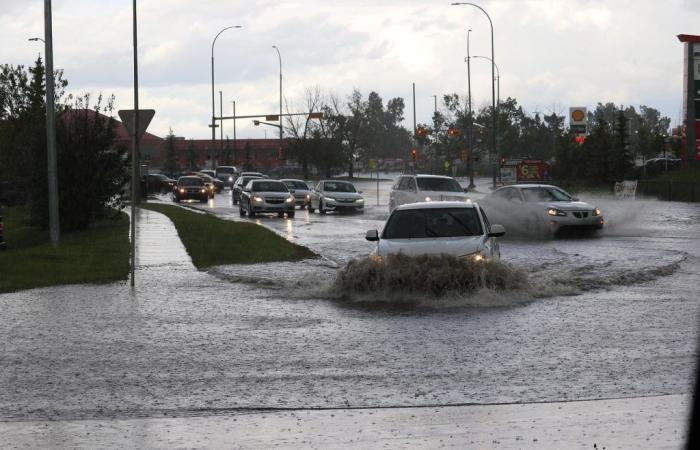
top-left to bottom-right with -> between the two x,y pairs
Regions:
466,29 -> 475,188
272,46 -> 283,141
472,55 -> 500,108
451,2 -> 497,188
232,100 -> 237,165
211,25 -> 242,169
38,2 -> 60,247
219,90 -> 223,165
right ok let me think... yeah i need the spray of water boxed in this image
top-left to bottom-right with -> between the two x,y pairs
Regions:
330,253 -> 529,308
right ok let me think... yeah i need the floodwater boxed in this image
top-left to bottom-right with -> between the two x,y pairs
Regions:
0,175 -> 698,448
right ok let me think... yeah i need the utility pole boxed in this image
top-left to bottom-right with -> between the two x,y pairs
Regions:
412,82 -> 417,174
44,0 -> 59,246
129,0 -> 139,287
232,100 -> 237,165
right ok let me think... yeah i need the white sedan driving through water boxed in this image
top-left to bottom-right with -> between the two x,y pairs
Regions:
480,184 -> 604,237
365,201 -> 505,261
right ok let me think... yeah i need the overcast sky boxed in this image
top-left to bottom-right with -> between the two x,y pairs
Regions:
1,0 -> 698,139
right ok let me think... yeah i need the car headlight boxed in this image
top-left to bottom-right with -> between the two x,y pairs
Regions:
593,208 -> 601,216
228,176 -> 233,182
285,196 -> 294,203
424,196 -> 432,202
179,188 -> 185,193
325,197 -> 336,202
356,198 -> 364,203
306,194 -> 310,200
460,251 -> 485,262
547,208 -> 567,217
253,196 -> 264,202
200,189 -> 206,194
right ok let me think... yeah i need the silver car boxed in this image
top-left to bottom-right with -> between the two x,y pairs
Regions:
307,180 -> 364,214
239,179 -> 296,218
481,184 -> 604,236
281,179 -> 311,208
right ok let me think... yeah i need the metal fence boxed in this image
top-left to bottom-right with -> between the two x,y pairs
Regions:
636,180 -> 700,202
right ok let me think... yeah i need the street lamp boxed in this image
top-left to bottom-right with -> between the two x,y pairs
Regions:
272,45 -> 283,143
211,25 -> 242,169
28,37 -> 45,43
451,2 -> 498,188
466,29 -> 475,189
471,55 -> 500,108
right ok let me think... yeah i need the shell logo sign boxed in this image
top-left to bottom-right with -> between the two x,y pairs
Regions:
569,107 -> 587,134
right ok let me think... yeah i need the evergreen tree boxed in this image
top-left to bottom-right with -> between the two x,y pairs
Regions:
162,128 -> 180,176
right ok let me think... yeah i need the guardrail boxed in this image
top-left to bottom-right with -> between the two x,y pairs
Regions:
636,180 -> 700,202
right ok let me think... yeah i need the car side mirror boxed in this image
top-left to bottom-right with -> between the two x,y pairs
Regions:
488,224 -> 505,237
358,190 -> 363,194
365,229 -> 379,241
571,197 -> 579,201
463,187 -> 469,193
289,189 -> 296,193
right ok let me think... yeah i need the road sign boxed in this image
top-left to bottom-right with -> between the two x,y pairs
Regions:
368,159 -> 377,171
118,109 -> 155,140
569,107 -> 587,124
308,112 -> 323,119
265,115 -> 279,121
571,124 -> 587,134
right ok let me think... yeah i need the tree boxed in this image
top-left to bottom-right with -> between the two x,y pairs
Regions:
162,128 -> 180,176
243,142 -> 253,171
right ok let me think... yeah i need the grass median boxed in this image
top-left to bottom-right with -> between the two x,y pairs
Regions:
139,203 -> 316,268
0,207 -> 130,293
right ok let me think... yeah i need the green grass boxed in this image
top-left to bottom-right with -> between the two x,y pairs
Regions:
139,203 -> 316,268
0,207 -> 130,293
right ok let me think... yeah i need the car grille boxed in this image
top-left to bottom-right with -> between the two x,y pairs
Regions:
338,198 -> 355,203
266,197 -> 286,204
573,212 -> 589,218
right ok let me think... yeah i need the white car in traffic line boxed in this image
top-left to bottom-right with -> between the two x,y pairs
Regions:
480,184 -> 604,236
389,174 -> 469,212
365,201 -> 505,261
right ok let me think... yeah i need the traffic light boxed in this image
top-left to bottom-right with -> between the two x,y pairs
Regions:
447,127 -> 462,137
575,135 -> 586,145
411,148 -> 418,162
416,127 -> 429,137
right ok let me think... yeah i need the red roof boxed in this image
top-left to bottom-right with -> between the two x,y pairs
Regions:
677,34 -> 700,43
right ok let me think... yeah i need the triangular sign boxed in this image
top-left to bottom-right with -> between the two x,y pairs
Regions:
118,109 -> 155,140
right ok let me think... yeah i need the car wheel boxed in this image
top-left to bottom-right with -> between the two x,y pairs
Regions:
319,199 -> 326,215
200,197 -> 207,203
233,194 -> 238,205
287,211 -> 295,218
239,205 -> 246,217
277,212 -> 284,218
173,197 -> 180,203
307,202 -> 315,213
248,202 -> 255,217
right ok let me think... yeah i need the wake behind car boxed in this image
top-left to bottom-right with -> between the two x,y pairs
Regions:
239,179 -> 295,218
480,184 -> 604,236
365,201 -> 504,260
173,176 -> 209,203
308,180 -> 364,214
389,174 -> 469,212
281,179 -> 311,208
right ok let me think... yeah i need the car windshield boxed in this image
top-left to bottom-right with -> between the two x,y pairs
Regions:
179,177 -> 203,187
252,181 -> 288,192
522,187 -> 572,202
416,177 -> 462,192
284,181 -> 309,190
216,167 -> 235,174
382,208 -> 482,239
324,182 -> 356,193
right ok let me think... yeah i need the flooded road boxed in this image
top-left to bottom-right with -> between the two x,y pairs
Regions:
0,175 -> 698,447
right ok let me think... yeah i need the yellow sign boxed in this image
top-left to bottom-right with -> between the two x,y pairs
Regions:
368,159 -> 377,171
